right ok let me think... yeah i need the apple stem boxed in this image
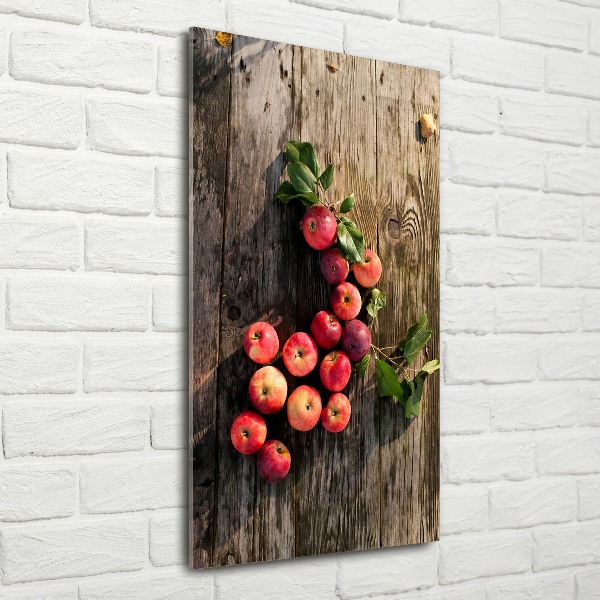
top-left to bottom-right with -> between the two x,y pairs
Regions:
370,344 -> 402,368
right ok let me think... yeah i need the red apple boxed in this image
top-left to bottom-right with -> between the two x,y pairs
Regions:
341,319 -> 371,362
287,385 -> 322,431
230,410 -> 267,455
320,247 -> 349,285
257,439 -> 291,483
302,205 -> 337,250
249,366 -> 288,415
282,332 -> 318,377
310,310 -> 342,350
319,350 -> 351,392
331,282 -> 362,321
243,321 -> 279,364
353,249 -> 382,288
321,393 -> 351,433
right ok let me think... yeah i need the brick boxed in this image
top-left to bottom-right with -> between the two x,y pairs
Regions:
441,286 -> 495,334
0,0 -> 86,23
442,436 -> 534,483
87,97 -> 185,158
501,0 -> 588,50
0,26 -> 6,76
85,219 -> 186,275
3,400 -> 147,458
579,478 -> 600,520
591,104 -> 600,147
593,16 -> 600,55
450,137 -> 543,189
403,0 -> 496,34
0,520 -> 146,583
440,531 -> 531,583
495,290 -> 580,333
80,575 -> 214,600
90,0 -> 224,36
0,464 -> 76,521
153,278 -> 186,331
585,202 -> 600,242
155,163 -> 187,217
440,81 -> 498,133
577,568 -> 600,599
441,387 -> 489,435
581,385 -> 600,426
149,514 -> 186,566
487,573 -> 574,600
446,239 -> 539,287
83,338 -> 185,392
8,151 -> 153,215
534,523 -> 600,570
537,432 -> 600,475
0,217 -> 80,270
294,0 -> 397,18
440,485 -> 487,535
7,276 -> 148,331
3,586 -> 76,600
440,182 -> 495,235
10,29 -> 154,93
445,337 -> 538,384
546,151 -> 600,196
497,190 -> 581,240
157,41 -> 186,97
540,337 -> 600,380
547,51 -> 600,100
0,339 -> 79,394
0,87 -> 82,148
345,16 -> 451,74
151,396 -> 186,449
491,384 -> 579,431
500,93 -> 587,145
392,586 -> 485,600
337,544 -> 438,598
80,457 -> 183,514
453,37 -> 544,90
542,246 -> 600,287
490,480 -> 577,529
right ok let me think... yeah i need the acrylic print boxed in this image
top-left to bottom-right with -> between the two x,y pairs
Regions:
189,27 -> 440,568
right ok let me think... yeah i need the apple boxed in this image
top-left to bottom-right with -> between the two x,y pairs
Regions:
320,247 -> 349,285
319,350 -> 351,392
257,439 -> 291,483
321,393 -> 351,433
287,385 -> 322,431
302,205 -> 337,250
353,249 -> 382,288
282,332 -> 318,377
230,410 -> 267,455
243,321 -> 279,364
310,310 -> 342,350
249,366 -> 288,414
341,319 -> 371,362
331,282 -> 362,321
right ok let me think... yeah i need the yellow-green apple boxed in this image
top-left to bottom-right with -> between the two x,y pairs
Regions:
287,385 -> 322,431
353,249 -> 382,288
243,321 -> 279,364
331,282 -> 362,321
230,410 -> 267,454
302,205 -> 337,250
341,319 -> 371,361
282,332 -> 318,377
319,350 -> 351,392
310,310 -> 342,350
321,393 -> 351,433
257,439 -> 291,483
249,366 -> 288,414
320,247 -> 349,285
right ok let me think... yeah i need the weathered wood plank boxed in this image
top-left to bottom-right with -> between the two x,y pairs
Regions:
376,62 -> 440,546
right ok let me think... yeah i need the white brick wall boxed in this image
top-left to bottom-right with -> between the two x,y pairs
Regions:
0,0 -> 598,598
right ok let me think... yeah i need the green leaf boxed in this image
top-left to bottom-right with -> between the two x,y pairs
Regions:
336,216 -> 365,264
402,328 -> 432,365
353,354 -> 370,378
296,192 -> 319,207
287,162 -> 316,194
376,359 -> 403,398
286,141 -> 319,177
318,164 -> 334,190
405,373 -> 426,418
340,193 -> 354,213
366,288 -> 387,320
274,181 -> 298,204
399,314 -> 427,350
420,359 -> 440,375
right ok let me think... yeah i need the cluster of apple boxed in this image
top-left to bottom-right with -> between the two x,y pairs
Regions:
229,204 -> 382,484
